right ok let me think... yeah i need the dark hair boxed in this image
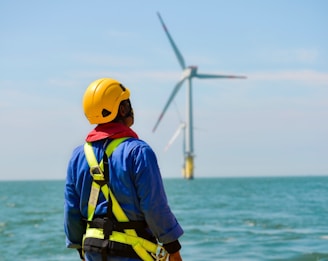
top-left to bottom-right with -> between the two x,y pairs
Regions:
112,99 -> 133,122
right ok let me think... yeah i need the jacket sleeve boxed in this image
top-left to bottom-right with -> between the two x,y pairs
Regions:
131,142 -> 184,244
64,148 -> 86,249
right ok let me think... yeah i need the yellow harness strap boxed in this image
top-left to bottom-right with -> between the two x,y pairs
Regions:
83,138 -> 167,261
84,138 -> 128,221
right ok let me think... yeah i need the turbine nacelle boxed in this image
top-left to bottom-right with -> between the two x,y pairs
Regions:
181,66 -> 198,79
188,66 -> 198,77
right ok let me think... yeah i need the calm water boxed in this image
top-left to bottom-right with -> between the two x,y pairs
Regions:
1,176 -> 328,261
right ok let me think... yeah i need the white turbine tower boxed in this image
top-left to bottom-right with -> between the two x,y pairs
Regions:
153,12 -> 246,179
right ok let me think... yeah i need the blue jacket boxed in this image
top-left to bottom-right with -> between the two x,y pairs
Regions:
64,135 -> 184,255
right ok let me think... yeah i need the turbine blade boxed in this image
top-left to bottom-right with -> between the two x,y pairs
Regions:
152,77 -> 187,132
165,123 -> 186,151
195,73 -> 247,79
157,12 -> 186,70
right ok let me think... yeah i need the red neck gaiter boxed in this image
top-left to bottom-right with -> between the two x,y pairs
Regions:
85,122 -> 139,142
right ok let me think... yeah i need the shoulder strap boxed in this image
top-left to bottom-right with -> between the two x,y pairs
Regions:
84,137 -> 129,173
84,137 -> 129,221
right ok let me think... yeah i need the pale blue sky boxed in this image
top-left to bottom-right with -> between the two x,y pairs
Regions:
1,0 -> 327,180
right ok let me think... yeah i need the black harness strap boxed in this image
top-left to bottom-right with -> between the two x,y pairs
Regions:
102,152 -> 112,261
88,218 -> 148,231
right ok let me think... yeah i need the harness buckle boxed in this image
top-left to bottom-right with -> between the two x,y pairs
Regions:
151,246 -> 168,261
90,166 -> 108,186
90,166 -> 103,175
103,218 -> 116,238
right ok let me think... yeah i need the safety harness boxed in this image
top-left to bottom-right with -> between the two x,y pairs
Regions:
83,137 -> 168,261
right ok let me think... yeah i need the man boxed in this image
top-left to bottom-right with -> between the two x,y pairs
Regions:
64,78 -> 184,261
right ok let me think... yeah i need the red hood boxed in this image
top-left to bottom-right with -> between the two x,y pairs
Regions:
85,122 -> 139,142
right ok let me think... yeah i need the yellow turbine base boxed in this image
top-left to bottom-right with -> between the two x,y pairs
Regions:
182,156 -> 194,179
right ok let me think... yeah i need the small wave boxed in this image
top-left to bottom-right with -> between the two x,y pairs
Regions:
0,222 -> 6,234
280,252 -> 328,261
243,218 -> 291,230
6,202 -> 16,208
244,219 -> 256,227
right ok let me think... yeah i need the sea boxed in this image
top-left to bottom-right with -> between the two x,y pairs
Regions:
1,176 -> 328,261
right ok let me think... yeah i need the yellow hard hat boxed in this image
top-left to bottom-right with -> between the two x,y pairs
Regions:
83,78 -> 130,124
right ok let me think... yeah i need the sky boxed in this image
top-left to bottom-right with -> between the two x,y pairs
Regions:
0,0 -> 327,180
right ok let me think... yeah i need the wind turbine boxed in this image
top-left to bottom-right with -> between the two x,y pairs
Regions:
153,12 -> 246,179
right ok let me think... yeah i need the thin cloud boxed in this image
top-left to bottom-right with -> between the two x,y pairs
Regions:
277,49 -> 319,63
259,48 -> 320,64
249,70 -> 328,85
294,49 -> 319,63
105,30 -> 139,39
68,70 -> 180,83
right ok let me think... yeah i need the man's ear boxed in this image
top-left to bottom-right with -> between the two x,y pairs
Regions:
118,103 -> 127,117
